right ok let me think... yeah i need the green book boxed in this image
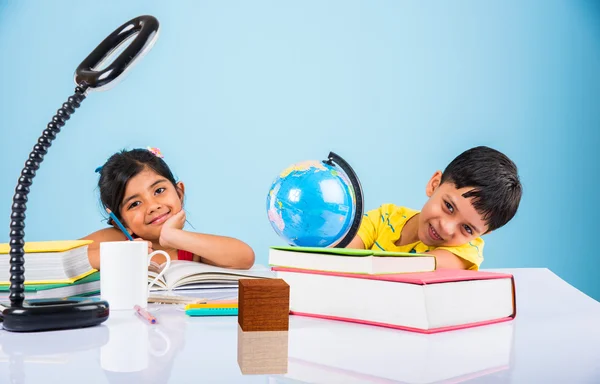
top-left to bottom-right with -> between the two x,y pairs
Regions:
268,246 -> 436,275
270,246 -> 429,257
0,271 -> 100,299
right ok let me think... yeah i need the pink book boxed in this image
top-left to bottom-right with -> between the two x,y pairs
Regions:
273,267 -> 517,334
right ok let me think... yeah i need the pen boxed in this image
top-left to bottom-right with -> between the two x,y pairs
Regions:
134,304 -> 157,324
106,208 -> 134,241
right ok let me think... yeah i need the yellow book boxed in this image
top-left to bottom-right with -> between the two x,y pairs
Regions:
0,240 -> 95,285
0,240 -> 92,254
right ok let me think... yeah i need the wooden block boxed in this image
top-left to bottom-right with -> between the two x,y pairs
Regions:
237,325 -> 288,374
238,278 -> 290,332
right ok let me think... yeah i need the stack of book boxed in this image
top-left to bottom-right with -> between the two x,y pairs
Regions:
0,240 -> 100,300
269,246 -> 516,333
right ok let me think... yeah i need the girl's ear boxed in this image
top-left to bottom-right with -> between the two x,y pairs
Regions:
425,170 -> 443,197
176,181 -> 185,200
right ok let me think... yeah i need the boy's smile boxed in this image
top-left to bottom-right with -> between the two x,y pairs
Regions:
428,223 -> 443,242
417,171 -> 489,247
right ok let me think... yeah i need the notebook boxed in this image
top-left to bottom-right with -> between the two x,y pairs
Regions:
274,267 -> 516,333
0,240 -> 96,284
0,271 -> 100,300
148,260 -> 275,291
269,246 -> 436,274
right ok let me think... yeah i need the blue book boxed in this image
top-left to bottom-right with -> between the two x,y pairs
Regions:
186,307 -> 238,316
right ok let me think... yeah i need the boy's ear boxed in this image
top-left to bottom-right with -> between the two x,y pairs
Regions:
176,181 -> 185,200
425,171 -> 443,197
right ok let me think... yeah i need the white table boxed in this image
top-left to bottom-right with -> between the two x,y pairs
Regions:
1,268 -> 599,383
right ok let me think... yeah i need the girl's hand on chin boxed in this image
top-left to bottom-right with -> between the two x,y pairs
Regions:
164,209 -> 186,230
159,209 -> 186,248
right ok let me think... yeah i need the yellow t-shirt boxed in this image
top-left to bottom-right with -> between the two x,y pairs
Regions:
356,203 -> 484,270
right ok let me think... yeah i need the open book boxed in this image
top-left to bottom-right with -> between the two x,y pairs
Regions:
148,260 -> 275,291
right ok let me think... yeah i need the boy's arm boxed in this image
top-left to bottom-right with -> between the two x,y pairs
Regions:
345,205 -> 385,250
345,235 -> 366,249
427,249 -> 472,270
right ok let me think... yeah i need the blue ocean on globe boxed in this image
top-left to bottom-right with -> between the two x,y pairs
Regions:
267,160 -> 356,247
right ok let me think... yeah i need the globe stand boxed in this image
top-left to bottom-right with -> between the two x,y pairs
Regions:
1,15 -> 160,332
322,152 -> 364,248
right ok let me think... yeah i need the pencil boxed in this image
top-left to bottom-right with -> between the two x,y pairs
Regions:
134,304 -> 157,324
106,208 -> 134,241
185,303 -> 238,310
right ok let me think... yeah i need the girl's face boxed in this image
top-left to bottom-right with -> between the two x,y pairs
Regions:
118,168 -> 184,241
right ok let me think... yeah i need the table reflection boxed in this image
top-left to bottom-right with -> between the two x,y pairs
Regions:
274,317 -> 515,383
101,305 -> 187,384
237,325 -> 289,375
0,324 -> 109,384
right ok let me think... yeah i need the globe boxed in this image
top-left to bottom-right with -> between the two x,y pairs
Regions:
266,152 -> 364,248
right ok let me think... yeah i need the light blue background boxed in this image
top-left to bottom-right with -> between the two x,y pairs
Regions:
0,1 -> 598,300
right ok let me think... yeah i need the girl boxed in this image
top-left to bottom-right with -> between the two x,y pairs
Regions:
81,147 -> 255,271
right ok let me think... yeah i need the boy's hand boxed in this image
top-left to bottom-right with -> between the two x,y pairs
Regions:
159,209 -> 186,248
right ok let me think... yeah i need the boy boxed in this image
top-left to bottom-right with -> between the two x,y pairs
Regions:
346,146 -> 522,270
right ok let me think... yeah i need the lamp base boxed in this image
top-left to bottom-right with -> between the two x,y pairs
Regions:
1,297 -> 109,332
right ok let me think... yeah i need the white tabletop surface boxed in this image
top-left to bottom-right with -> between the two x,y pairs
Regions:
1,267 -> 599,384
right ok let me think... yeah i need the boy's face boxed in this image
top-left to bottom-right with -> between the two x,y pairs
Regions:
118,168 -> 185,241
418,171 -> 489,247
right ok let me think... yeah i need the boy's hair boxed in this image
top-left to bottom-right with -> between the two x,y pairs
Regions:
96,148 -> 178,226
440,146 -> 522,233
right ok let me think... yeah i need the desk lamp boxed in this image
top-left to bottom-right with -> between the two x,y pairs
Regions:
1,15 -> 160,332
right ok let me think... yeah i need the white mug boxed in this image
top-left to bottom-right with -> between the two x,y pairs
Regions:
100,241 -> 170,310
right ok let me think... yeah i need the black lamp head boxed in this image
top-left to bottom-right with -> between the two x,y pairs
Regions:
1,15 -> 160,332
75,15 -> 160,92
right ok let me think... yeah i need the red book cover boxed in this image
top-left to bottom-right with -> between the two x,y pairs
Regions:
273,267 -> 517,333
272,267 -> 514,284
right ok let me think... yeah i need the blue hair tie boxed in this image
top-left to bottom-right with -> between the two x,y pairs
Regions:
95,166 -> 103,173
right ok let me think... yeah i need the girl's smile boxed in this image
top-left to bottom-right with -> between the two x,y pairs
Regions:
147,211 -> 171,225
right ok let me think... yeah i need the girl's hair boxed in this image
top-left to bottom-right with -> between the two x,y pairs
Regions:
96,148 -> 178,226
